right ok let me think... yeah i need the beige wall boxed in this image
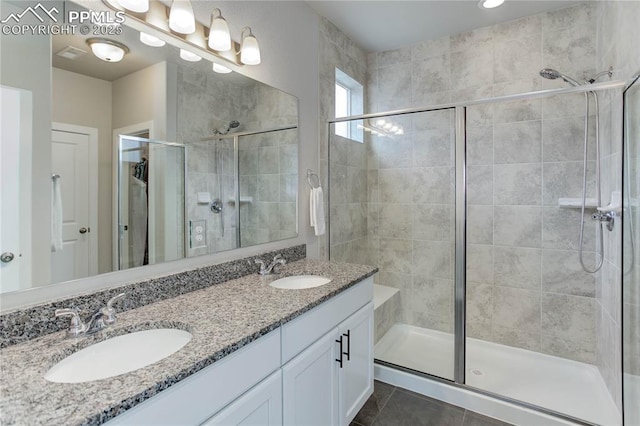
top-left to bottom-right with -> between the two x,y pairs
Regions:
112,62 -> 168,139
51,68 -> 113,274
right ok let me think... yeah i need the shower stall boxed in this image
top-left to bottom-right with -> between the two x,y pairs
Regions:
328,79 -> 632,425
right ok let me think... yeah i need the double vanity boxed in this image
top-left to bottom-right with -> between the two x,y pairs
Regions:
0,255 -> 376,425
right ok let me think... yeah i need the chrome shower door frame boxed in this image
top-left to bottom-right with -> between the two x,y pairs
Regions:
327,80 -> 626,426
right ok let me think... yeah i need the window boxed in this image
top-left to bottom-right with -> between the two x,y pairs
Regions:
334,68 -> 363,142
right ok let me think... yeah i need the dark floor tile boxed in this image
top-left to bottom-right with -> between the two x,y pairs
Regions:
353,380 -> 397,426
372,388 -> 465,426
462,411 -> 513,426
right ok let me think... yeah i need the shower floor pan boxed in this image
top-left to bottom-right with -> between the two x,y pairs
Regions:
375,323 -> 620,426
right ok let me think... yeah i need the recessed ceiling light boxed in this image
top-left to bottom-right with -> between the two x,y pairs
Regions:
478,0 -> 505,9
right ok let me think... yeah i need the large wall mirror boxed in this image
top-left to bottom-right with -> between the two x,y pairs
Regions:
0,0 -> 299,296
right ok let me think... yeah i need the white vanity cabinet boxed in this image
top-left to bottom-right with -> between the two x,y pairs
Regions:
202,371 -> 283,426
105,276 -> 374,426
281,278 -> 374,426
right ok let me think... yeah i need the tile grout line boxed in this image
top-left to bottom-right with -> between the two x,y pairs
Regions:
371,386 -> 397,425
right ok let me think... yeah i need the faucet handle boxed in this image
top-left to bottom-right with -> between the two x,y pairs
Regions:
55,308 -> 86,337
102,293 -> 125,325
255,258 -> 267,274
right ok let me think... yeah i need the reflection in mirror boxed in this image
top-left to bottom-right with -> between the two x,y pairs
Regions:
0,0 -> 298,297
117,136 -> 186,270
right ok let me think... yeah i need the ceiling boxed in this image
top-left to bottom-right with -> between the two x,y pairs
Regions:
305,0 -> 580,52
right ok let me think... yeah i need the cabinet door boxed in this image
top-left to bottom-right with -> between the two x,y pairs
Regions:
201,371 -> 282,426
339,302 -> 374,426
282,330 -> 340,426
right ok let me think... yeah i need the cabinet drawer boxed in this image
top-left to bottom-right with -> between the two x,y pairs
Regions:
281,277 -> 373,363
106,329 -> 281,426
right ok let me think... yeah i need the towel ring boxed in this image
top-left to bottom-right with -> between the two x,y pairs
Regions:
307,169 -> 320,189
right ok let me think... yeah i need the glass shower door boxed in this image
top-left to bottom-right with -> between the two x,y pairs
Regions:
623,74 -> 640,426
117,136 -> 186,270
329,108 -> 457,381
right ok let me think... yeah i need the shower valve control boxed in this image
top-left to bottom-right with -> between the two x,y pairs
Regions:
592,211 -> 615,231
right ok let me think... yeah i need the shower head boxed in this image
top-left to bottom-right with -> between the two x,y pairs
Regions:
212,120 -> 241,135
539,68 -> 582,87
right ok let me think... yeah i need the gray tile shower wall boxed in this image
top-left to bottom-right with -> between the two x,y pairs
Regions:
0,245 -> 306,349
318,17 -> 369,261
363,2 -> 603,362
177,63 -> 298,257
595,0 -> 640,411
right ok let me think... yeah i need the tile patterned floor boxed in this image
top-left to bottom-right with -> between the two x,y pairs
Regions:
352,381 -> 513,426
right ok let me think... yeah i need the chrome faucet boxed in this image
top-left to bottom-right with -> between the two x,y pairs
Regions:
55,293 -> 125,338
255,254 -> 287,275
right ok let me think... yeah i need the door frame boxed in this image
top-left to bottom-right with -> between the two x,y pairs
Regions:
51,122 -> 99,277
112,121 -> 155,270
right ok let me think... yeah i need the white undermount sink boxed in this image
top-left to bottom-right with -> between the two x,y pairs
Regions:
269,275 -> 332,290
44,328 -> 192,383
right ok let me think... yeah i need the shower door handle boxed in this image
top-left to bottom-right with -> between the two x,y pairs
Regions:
335,335 -> 344,368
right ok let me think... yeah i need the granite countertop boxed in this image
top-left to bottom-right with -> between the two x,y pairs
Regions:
0,259 -> 377,426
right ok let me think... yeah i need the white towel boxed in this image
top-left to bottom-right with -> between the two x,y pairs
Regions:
310,187 -> 326,236
51,177 -> 63,252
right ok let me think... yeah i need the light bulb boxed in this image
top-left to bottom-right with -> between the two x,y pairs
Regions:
117,0 -> 148,13
376,119 -> 386,126
139,32 -> 165,47
240,28 -> 261,65
208,9 -> 231,52
213,63 -> 232,74
391,125 -> 399,132
180,49 -> 201,62
478,0 -> 505,8
169,0 -> 195,34
383,123 -> 393,130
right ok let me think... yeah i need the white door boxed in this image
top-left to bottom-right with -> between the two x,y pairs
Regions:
51,128 -> 95,283
0,86 -> 32,292
201,371 -> 282,426
339,302 -> 374,426
282,330 -> 340,426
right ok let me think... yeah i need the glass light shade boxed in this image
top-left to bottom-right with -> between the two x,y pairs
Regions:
139,32 -> 166,47
240,33 -> 261,65
117,0 -> 148,13
169,0 -> 195,34
208,15 -> 231,51
180,49 -> 201,62
478,0 -> 504,8
213,63 -> 232,74
88,40 -> 127,62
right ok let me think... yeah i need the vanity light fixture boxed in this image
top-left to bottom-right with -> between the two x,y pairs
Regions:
240,27 -> 261,65
101,1 -> 260,68
139,32 -> 166,47
169,0 -> 196,34
180,48 -> 201,62
117,0 -> 148,13
86,38 -> 129,62
208,8 -> 231,52
213,63 -> 232,74
478,0 -> 505,9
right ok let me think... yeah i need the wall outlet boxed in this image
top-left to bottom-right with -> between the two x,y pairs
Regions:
189,220 -> 207,248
